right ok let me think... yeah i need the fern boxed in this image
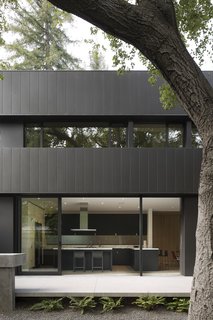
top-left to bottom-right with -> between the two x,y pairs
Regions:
99,297 -> 124,313
29,298 -> 64,312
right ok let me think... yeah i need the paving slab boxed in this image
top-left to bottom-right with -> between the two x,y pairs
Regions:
15,273 -> 192,298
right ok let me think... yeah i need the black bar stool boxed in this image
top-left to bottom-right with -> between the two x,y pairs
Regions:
73,251 -> 85,271
92,251 -> 103,271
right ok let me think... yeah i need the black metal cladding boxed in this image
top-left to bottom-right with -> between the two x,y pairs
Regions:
0,147 -> 201,194
0,70 -> 186,116
0,70 -> 208,195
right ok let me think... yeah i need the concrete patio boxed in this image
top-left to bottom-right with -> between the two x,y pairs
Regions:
15,271 -> 193,298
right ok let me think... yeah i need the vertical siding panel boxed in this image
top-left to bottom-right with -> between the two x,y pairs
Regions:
3,72 -> 12,114
166,149 -> 176,193
184,149 -> 194,193
47,72 -> 57,114
12,72 -> 21,114
148,149 -> 158,193
157,149 -> 167,193
2,149 -> 12,192
93,150 -> 103,193
193,149 -> 202,193
38,72 -> 48,114
29,148 -> 39,192
11,148 -> 21,192
121,149 -> 131,193
66,149 -> 76,193
39,149 -> 48,192
0,73 -> 3,113
83,148 -> 94,193
139,149 -> 149,193
112,149 -> 121,193
75,149 -> 84,193
57,72 -> 66,114
21,72 -> 30,114
57,149 -> 67,193
130,149 -> 140,193
29,72 -> 39,114
0,149 -> 2,192
175,149 -> 185,193
102,149 -> 113,193
47,149 -> 57,192
21,149 -> 30,193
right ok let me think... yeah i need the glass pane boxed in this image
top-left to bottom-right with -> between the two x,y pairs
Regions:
110,127 -> 126,147
21,198 -> 58,272
25,126 -> 41,147
192,125 -> 202,148
168,124 -> 183,147
133,124 -> 166,147
43,126 -> 109,148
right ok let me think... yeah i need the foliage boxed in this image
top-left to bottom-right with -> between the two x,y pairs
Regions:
0,0 -> 80,70
69,296 -> 96,314
29,298 -> 64,312
132,296 -> 166,311
99,297 -> 124,313
166,297 -> 190,312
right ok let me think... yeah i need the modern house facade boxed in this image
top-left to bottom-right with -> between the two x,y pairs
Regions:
0,70 -> 211,277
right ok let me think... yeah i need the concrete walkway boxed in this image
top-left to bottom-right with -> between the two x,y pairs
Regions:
15,272 -> 192,298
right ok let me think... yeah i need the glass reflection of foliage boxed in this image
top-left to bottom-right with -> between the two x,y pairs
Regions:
25,124 -> 127,148
168,125 -> 183,147
134,124 -> 166,148
111,127 -> 126,147
25,126 -> 41,147
45,213 -> 58,235
134,124 -> 183,148
192,125 -> 202,148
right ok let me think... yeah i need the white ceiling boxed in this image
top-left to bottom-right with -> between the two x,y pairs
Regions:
62,197 -> 181,214
23,197 -> 181,214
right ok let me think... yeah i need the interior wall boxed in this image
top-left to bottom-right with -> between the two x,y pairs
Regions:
153,211 -> 180,268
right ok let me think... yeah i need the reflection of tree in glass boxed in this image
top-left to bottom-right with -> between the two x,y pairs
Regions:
168,125 -> 183,147
111,128 -> 126,147
134,125 -> 166,148
25,126 -> 41,147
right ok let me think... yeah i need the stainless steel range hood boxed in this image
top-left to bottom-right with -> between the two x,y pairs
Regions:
70,202 -> 96,232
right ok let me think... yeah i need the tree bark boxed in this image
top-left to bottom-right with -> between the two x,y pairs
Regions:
48,1 -> 213,319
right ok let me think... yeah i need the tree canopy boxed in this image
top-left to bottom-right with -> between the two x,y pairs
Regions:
0,0 -> 80,70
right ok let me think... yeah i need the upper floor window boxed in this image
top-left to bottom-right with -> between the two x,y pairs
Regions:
192,125 -> 202,148
25,123 -> 127,148
133,123 -> 183,148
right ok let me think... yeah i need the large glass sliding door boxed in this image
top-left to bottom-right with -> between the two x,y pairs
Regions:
21,197 -> 60,273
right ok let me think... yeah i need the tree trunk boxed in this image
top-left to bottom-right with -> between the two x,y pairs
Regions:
47,1 -> 213,319
189,142 -> 213,319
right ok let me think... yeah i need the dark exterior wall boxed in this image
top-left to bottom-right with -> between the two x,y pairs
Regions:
0,147 -> 201,194
0,197 -> 14,252
0,71 -> 187,116
0,123 -> 23,147
180,197 -> 198,276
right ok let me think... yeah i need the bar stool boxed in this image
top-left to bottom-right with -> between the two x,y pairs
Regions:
92,251 -> 103,272
73,251 -> 85,271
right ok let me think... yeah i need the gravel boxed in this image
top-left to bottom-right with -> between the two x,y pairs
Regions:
0,299 -> 188,320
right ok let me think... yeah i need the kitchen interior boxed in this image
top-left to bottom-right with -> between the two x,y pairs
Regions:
21,197 -> 181,274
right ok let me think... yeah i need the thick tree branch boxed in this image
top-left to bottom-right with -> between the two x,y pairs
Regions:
48,0 -> 213,136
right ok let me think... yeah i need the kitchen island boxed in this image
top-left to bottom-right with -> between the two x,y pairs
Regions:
61,248 -> 112,271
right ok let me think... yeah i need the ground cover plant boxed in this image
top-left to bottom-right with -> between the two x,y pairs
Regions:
166,298 -> 190,313
132,296 -> 166,311
68,296 -> 96,314
99,297 -> 124,313
29,298 -> 64,312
